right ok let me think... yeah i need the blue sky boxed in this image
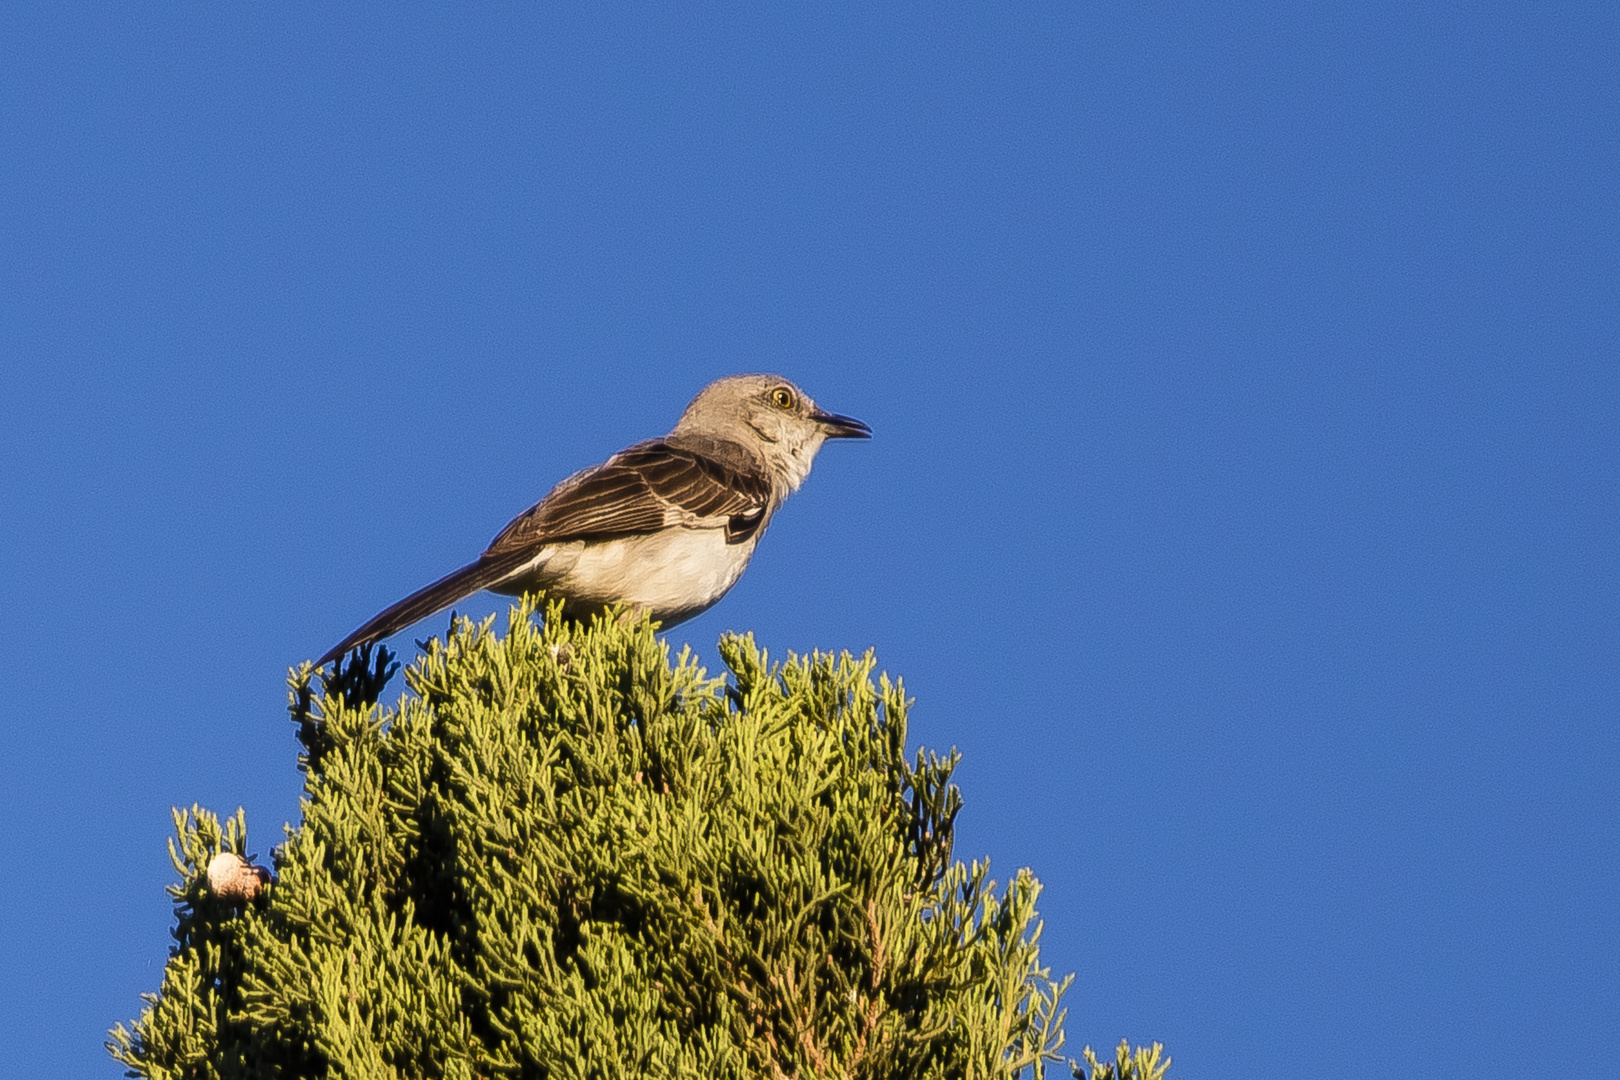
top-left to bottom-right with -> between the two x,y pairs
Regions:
3,4 -> 1615,1076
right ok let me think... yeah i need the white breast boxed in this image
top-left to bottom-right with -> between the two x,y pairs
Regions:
492,527 -> 759,627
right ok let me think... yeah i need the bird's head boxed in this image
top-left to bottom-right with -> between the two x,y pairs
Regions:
672,374 -> 871,491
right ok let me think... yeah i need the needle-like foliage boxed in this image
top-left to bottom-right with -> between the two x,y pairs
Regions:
111,601 -> 1169,1079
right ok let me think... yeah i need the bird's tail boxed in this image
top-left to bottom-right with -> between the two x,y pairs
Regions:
317,552 -> 533,666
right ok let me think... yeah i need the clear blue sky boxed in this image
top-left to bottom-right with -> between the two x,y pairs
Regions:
3,4 -> 1615,1076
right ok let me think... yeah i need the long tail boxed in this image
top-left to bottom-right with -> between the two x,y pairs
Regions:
317,551 -> 533,666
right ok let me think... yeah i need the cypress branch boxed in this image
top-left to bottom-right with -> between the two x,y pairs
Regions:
111,600 -> 1171,1079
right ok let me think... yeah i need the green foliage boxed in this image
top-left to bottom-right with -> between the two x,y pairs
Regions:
1075,1041 -> 1172,1080
112,601 -> 1170,1079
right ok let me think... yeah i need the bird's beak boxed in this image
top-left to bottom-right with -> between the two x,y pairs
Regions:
812,409 -> 872,439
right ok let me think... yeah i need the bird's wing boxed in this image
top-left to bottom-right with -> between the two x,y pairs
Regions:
484,439 -> 774,554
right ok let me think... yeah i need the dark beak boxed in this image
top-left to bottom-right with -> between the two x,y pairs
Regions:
813,408 -> 872,439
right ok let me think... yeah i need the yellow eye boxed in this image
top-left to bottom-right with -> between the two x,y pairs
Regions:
770,387 -> 796,410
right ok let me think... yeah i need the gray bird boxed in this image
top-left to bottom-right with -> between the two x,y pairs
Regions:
318,374 -> 870,665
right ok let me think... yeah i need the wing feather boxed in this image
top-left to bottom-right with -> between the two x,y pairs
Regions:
484,440 -> 771,555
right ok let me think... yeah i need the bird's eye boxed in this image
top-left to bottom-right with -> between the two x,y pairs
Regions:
770,387 -> 796,410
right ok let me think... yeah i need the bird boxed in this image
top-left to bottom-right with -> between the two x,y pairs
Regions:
317,374 -> 870,666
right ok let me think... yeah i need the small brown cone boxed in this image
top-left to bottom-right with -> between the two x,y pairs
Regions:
206,851 -> 271,903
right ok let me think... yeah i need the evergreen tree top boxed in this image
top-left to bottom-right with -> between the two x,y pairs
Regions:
111,601 -> 1172,1080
